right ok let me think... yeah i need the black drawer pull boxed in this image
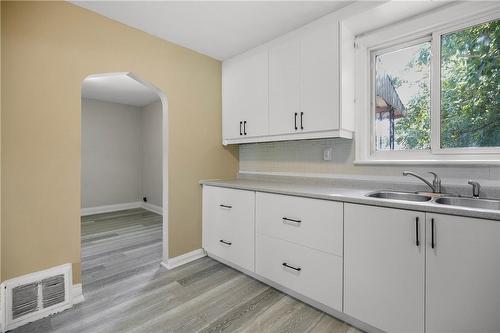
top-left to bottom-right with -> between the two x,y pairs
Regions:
415,217 -> 420,247
294,113 -> 298,130
239,121 -> 243,136
282,217 -> 301,224
282,262 -> 301,272
431,218 -> 435,249
219,240 -> 232,246
300,112 -> 304,130
219,204 -> 232,209
243,121 -> 247,135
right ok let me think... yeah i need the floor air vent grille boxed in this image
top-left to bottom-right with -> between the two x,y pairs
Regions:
4,264 -> 72,331
12,283 -> 39,320
42,275 -> 66,308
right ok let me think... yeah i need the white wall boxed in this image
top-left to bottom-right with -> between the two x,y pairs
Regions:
82,98 -> 142,208
239,139 -> 500,185
81,98 -> 163,209
141,100 -> 163,207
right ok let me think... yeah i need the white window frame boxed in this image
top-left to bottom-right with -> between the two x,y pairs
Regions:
370,36 -> 432,158
432,14 -> 500,155
355,2 -> 500,165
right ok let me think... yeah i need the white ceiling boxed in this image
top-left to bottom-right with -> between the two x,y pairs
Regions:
71,1 -> 352,60
82,74 -> 160,107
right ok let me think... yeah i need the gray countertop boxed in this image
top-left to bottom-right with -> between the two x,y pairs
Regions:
200,178 -> 500,221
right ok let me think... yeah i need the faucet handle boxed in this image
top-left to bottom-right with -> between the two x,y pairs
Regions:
429,172 -> 441,192
468,180 -> 481,198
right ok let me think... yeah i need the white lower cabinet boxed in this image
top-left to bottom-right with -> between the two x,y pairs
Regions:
344,204 -> 425,333
426,214 -> 500,333
255,193 -> 343,311
256,233 -> 343,311
202,186 -> 499,333
202,186 -> 255,272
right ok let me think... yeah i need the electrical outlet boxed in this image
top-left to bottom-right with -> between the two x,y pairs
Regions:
323,147 -> 333,161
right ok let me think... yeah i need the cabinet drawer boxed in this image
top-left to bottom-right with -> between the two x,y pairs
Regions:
202,186 -> 255,272
256,193 -> 342,255
256,233 -> 342,311
203,186 -> 252,229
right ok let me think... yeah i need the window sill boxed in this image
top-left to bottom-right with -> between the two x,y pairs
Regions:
353,159 -> 500,166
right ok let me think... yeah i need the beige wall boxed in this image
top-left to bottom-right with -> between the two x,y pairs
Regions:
1,1 -> 238,283
240,139 -> 500,184
0,1 -> 2,281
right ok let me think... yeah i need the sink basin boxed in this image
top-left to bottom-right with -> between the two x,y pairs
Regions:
366,191 -> 432,202
434,197 -> 500,210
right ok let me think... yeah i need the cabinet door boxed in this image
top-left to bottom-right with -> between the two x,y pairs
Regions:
426,214 -> 500,333
300,22 -> 340,133
222,49 -> 268,140
344,204 -> 425,333
269,38 -> 300,135
202,186 -> 255,272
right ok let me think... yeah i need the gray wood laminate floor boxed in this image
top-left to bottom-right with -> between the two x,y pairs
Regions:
12,208 -> 361,333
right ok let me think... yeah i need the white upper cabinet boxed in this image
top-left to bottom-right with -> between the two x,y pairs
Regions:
269,38 -> 300,135
425,214 -> 500,333
222,17 -> 354,145
222,48 -> 269,140
300,22 -> 340,133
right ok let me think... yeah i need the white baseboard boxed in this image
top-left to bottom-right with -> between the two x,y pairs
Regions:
141,202 -> 163,215
0,282 -> 4,333
162,249 -> 206,270
81,201 -> 163,216
72,283 -> 84,305
81,202 -> 142,216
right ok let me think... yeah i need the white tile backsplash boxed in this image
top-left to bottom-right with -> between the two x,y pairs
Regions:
239,139 -> 500,185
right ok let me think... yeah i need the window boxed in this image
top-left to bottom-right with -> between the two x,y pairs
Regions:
357,8 -> 500,163
439,20 -> 500,149
374,41 -> 431,151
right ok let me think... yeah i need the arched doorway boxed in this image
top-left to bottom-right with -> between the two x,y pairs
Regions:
80,72 -> 169,290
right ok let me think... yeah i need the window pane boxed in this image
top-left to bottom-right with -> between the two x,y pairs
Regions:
440,19 -> 500,149
374,42 -> 431,151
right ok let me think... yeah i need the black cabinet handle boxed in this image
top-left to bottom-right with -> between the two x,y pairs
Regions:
219,240 -> 232,246
243,121 -> 247,135
415,217 -> 420,247
300,112 -> 304,130
282,262 -> 301,272
219,204 -> 232,209
282,217 -> 301,224
239,121 -> 243,136
431,218 -> 435,249
294,113 -> 298,130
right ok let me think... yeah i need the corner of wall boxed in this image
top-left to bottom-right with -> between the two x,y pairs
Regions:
1,0 -> 3,283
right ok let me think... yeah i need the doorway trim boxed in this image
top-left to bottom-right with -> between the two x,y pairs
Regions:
81,72 -> 169,264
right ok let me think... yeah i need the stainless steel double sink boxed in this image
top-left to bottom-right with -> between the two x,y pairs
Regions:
366,190 -> 500,211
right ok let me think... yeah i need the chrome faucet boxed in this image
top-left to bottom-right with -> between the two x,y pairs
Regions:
403,171 -> 442,193
468,180 -> 481,198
